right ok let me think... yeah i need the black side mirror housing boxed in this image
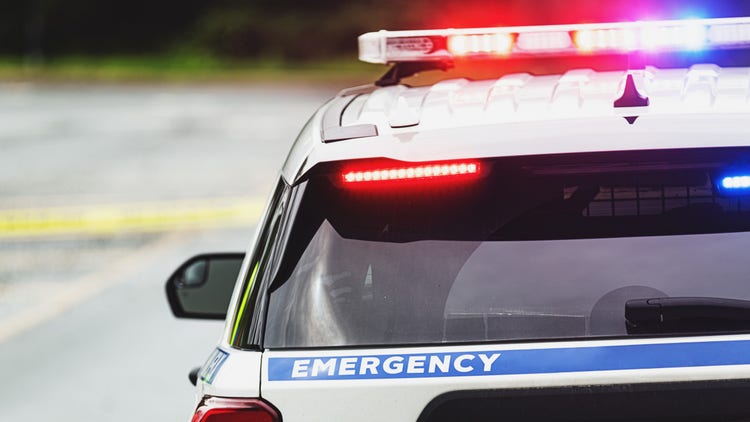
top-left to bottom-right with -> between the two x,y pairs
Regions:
165,253 -> 245,320
188,366 -> 201,386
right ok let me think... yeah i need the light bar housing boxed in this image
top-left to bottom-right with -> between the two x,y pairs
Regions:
359,17 -> 750,64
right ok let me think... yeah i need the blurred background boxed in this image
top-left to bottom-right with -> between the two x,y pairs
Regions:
3,0 -> 750,81
2,0 -> 750,420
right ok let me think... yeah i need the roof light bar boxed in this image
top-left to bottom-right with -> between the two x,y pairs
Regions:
359,17 -> 750,64
342,161 -> 480,184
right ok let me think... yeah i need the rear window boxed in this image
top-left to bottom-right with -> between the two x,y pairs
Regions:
263,147 -> 750,348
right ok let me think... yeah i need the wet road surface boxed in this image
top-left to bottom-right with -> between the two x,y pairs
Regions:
0,83 -> 334,421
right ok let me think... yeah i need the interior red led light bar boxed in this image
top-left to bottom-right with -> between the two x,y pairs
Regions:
342,161 -> 480,183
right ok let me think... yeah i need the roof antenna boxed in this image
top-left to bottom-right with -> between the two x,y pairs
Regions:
614,73 -> 649,125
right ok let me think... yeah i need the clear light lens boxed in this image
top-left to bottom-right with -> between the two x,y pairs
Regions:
641,24 -> 707,51
708,23 -> 750,44
684,24 -> 709,49
448,33 -> 513,56
575,28 -> 639,51
516,31 -> 572,51
343,161 -> 480,184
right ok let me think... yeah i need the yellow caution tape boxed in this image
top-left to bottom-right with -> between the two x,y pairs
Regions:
0,197 -> 265,238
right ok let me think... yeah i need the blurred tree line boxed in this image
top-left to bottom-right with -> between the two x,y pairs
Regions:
3,0 -> 750,61
1,0 -> 432,61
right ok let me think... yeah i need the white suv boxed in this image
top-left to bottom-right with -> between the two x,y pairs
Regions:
167,17 -> 750,422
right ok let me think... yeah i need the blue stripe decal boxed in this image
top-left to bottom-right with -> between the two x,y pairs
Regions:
268,339 -> 750,381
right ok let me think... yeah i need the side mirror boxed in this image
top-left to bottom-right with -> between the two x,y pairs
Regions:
165,253 -> 245,320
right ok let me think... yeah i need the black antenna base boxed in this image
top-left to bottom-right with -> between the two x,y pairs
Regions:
614,73 -> 650,108
375,61 -> 454,87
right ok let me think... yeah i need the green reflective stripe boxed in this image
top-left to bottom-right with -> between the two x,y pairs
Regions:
231,261 -> 259,344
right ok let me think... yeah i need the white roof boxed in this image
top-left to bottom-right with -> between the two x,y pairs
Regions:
282,64 -> 750,182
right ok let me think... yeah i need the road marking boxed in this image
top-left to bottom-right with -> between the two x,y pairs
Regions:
0,197 -> 265,238
0,231 -> 188,343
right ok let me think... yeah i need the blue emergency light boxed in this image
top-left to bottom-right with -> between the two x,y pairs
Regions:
721,175 -> 750,191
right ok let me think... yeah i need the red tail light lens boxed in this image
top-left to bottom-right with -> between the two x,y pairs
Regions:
191,397 -> 280,422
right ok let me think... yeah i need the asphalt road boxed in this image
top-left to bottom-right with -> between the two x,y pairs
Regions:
0,83 -> 334,421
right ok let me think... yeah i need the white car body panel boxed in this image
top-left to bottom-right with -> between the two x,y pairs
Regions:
199,348 -> 263,398
282,66 -> 750,183
299,113 -> 750,175
260,334 -> 750,421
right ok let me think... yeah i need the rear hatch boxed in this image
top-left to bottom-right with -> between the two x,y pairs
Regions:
259,147 -> 750,420
263,338 -> 750,421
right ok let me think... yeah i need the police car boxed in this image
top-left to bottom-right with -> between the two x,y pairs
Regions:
167,16 -> 750,421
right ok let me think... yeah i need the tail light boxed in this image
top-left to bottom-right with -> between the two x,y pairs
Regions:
191,397 -> 281,422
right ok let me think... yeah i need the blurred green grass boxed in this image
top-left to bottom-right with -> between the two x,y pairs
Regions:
0,55 -> 387,85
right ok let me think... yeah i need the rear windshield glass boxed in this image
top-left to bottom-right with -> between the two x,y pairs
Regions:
264,148 -> 750,348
